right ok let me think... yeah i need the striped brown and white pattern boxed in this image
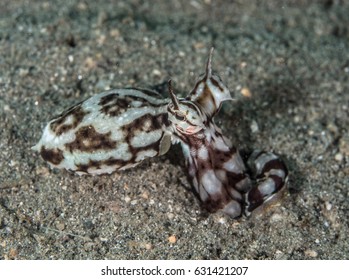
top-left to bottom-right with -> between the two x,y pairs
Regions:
33,48 -> 288,218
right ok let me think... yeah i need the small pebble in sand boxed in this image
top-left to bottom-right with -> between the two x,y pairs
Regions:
304,249 -> 318,258
240,87 -> 252,98
334,153 -> 343,162
168,235 -> 177,244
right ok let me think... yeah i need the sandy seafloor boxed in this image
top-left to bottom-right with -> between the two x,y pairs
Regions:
0,0 -> 348,260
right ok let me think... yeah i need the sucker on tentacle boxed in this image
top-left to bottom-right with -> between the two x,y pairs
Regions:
33,48 -> 288,218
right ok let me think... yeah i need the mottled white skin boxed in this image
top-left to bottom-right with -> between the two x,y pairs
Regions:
172,120 -> 251,218
33,48 -> 288,218
167,48 -> 288,217
33,89 -> 171,174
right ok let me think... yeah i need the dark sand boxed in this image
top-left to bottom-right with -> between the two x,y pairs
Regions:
0,0 -> 348,259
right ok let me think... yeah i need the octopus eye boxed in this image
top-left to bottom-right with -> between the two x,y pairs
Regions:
175,113 -> 186,121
